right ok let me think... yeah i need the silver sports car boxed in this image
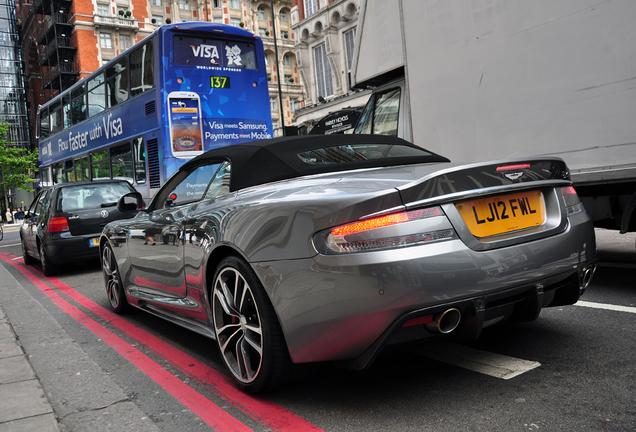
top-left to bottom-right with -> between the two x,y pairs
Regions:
100,135 -> 596,393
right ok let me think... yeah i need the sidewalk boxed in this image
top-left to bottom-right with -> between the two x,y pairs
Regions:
0,304 -> 60,431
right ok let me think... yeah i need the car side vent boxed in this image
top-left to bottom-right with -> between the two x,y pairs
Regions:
146,138 -> 161,188
145,100 -> 156,116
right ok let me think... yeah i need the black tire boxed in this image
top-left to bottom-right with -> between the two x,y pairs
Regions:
39,242 -> 57,276
211,256 -> 292,394
102,244 -> 129,314
21,237 -> 37,265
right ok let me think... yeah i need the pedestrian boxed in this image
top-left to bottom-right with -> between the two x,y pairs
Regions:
5,208 -> 12,224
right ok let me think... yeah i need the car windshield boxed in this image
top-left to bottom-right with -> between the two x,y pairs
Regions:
297,144 -> 433,165
57,183 -> 134,212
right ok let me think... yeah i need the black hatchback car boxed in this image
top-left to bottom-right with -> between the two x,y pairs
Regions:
21,180 -> 139,275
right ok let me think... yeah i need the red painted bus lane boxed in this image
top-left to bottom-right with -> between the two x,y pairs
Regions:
0,253 -> 324,432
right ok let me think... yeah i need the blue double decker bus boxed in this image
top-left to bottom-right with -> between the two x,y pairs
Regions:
37,22 -> 272,200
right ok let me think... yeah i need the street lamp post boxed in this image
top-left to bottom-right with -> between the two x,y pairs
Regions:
270,0 -> 286,136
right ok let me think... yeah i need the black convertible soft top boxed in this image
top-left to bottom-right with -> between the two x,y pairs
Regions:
181,134 -> 450,191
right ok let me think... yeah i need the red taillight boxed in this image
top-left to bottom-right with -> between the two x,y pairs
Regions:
496,163 -> 531,172
47,217 -> 70,233
324,207 -> 454,253
331,208 -> 443,237
561,186 -> 577,196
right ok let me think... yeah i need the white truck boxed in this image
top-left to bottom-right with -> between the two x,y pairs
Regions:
351,0 -> 636,238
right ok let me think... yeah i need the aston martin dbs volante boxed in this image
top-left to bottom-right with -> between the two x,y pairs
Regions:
100,135 -> 596,393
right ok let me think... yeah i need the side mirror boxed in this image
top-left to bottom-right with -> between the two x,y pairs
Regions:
117,192 -> 145,213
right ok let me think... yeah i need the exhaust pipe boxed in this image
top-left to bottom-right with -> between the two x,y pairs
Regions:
580,264 -> 596,290
425,308 -> 461,334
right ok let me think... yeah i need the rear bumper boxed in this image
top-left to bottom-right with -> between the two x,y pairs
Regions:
253,215 -> 596,365
44,233 -> 102,265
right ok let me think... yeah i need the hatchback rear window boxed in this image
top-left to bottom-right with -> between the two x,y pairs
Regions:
57,183 -> 134,212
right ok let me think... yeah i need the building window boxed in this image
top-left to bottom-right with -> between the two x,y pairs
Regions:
259,28 -> 267,38
213,0 -> 221,8
151,0 -> 162,5
344,28 -> 356,70
283,54 -> 291,67
230,0 -> 240,10
281,30 -> 289,39
152,15 -> 163,25
279,10 -> 287,23
214,16 -> 223,23
97,3 -> 110,16
100,32 -> 113,49
313,43 -> 333,98
285,74 -> 293,84
304,0 -> 318,17
120,35 -> 132,50
179,0 -> 190,10
257,6 -> 266,20
290,98 -> 301,112
230,18 -> 241,27
272,119 -> 279,130
264,52 -> 269,65
270,97 -> 277,112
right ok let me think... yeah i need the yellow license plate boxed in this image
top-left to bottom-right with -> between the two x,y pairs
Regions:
455,190 -> 545,238
89,237 -> 100,247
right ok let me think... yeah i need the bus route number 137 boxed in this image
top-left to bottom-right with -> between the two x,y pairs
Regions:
210,76 -> 230,89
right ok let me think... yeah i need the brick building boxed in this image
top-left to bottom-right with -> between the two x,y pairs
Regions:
16,0 -> 301,151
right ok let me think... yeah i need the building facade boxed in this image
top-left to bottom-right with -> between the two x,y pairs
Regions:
290,0 -> 369,133
15,0 -> 300,153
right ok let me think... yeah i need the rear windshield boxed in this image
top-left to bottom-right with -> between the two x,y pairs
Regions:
57,183 -> 134,212
173,35 -> 258,70
297,144 -> 433,165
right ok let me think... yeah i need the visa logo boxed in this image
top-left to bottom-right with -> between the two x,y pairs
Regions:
190,44 -> 219,59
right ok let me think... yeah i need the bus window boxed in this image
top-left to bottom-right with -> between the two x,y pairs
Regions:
50,100 -> 63,135
53,162 -> 64,184
74,158 -> 82,181
133,137 -> 147,184
130,42 -> 154,97
71,85 -> 87,125
110,142 -> 133,182
65,159 -> 75,182
39,108 -> 49,139
91,149 -> 110,180
81,155 -> 89,181
41,166 -> 51,188
107,58 -> 129,108
63,94 -> 72,129
88,73 -> 106,118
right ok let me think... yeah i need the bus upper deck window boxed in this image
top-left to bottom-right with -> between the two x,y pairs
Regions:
107,58 -> 129,108
50,101 -> 63,135
130,42 -> 154,97
39,108 -> 50,139
62,94 -> 71,130
88,73 -> 106,118
71,85 -> 87,125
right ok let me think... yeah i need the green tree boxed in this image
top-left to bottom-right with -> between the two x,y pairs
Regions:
0,121 -> 38,213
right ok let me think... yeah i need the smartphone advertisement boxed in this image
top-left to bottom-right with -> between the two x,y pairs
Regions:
168,92 -> 204,158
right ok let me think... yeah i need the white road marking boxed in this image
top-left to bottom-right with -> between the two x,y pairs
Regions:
0,243 -> 21,248
419,342 -> 541,379
575,300 -> 636,314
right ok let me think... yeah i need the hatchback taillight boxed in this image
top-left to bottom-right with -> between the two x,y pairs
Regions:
561,186 -> 585,216
47,216 -> 70,233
